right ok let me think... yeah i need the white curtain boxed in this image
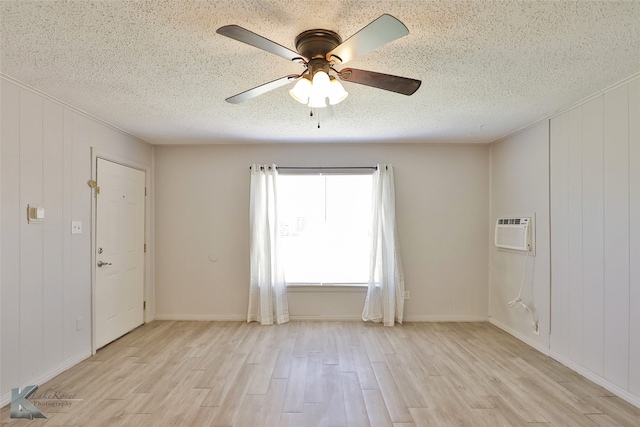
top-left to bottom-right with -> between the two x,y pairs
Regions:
362,164 -> 405,326
247,164 -> 289,325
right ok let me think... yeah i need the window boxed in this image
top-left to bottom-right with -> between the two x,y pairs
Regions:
278,173 -> 373,285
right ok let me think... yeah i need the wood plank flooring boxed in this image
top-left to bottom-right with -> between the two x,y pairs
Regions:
2,321 -> 639,426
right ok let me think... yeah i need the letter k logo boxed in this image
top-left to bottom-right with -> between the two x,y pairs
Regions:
10,385 -> 47,419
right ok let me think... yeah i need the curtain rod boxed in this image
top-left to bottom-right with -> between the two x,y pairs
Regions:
277,166 -> 377,170
250,165 -> 378,170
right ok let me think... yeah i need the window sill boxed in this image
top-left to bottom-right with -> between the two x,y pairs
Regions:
286,284 -> 367,293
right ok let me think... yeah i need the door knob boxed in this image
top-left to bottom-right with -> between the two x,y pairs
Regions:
97,261 -> 112,267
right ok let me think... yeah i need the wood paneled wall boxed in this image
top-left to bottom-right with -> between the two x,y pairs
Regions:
550,77 -> 640,403
0,77 -> 153,405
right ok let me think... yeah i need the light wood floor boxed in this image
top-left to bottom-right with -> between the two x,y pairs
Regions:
2,321 -> 639,426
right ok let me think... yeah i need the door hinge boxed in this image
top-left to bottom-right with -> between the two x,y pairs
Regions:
144,243 -> 147,253
143,301 -> 146,310
87,180 -> 100,196
145,187 -> 147,196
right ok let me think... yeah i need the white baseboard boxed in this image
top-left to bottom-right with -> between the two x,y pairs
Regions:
404,314 -> 489,322
489,318 -> 640,409
153,314 -> 246,321
155,313 -> 362,322
153,313 -> 490,323
290,314 -> 362,321
489,317 -> 550,355
549,351 -> 640,409
0,350 -> 92,408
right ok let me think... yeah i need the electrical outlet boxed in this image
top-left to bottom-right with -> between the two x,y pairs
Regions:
403,291 -> 410,300
532,320 -> 539,335
71,221 -> 82,234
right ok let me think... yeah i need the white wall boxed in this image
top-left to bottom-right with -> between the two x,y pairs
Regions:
489,121 -> 551,353
154,143 -> 490,322
0,77 -> 153,405
549,76 -> 640,406
2,68 -> 638,412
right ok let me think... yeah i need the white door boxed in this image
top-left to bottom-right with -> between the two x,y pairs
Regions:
95,158 -> 145,349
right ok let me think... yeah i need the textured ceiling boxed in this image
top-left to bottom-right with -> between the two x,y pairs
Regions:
2,1 -> 640,145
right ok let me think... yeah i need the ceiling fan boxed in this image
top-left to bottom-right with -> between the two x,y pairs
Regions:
216,14 -> 421,108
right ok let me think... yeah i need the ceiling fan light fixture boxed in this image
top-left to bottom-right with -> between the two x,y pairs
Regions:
289,76 -> 312,104
308,70 -> 331,108
311,70 -> 331,90
308,91 -> 328,108
328,76 -> 348,105
291,70 -> 347,108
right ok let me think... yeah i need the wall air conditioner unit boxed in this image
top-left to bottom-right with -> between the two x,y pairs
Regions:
495,217 -> 532,252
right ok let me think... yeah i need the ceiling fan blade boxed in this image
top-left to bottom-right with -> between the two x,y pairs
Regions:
338,68 -> 421,96
326,14 -> 409,64
225,75 -> 299,104
217,25 -> 306,62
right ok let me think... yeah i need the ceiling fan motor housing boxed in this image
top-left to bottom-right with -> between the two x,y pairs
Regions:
295,29 -> 342,60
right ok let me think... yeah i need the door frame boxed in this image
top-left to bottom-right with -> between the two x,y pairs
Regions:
90,148 -> 153,354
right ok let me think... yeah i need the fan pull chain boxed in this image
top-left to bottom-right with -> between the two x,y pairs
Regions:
308,108 -> 321,128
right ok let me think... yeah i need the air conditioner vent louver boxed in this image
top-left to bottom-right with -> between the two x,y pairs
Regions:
495,217 -> 531,251
498,218 -> 522,225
